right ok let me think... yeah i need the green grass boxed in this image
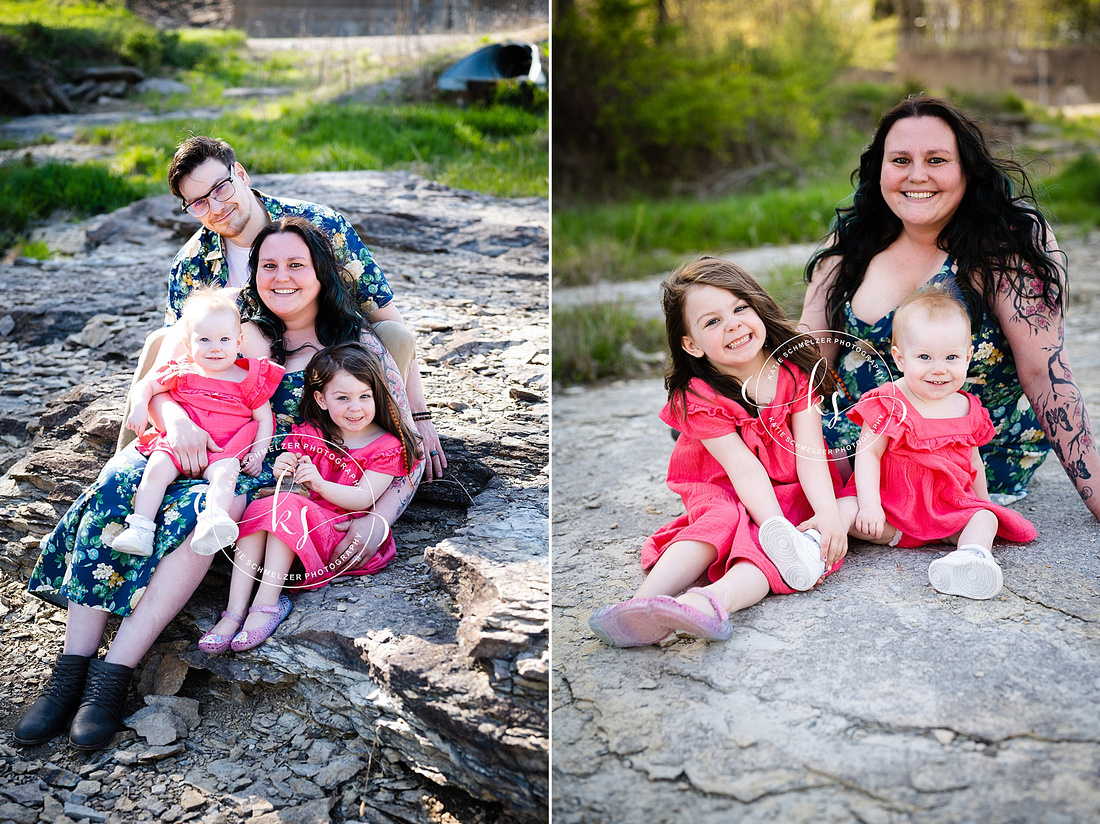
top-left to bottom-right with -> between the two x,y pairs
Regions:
0,0 -> 231,78
553,179 -> 852,287
0,158 -> 153,251
1038,153 -> 1100,229
552,303 -> 667,385
14,238 -> 52,259
84,99 -> 548,199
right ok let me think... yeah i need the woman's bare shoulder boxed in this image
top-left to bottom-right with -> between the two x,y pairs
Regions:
240,321 -> 273,358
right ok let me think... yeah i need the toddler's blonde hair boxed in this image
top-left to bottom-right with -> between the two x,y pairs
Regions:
892,286 -> 971,350
179,286 -> 243,336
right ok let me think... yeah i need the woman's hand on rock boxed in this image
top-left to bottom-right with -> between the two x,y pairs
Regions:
417,419 -> 446,482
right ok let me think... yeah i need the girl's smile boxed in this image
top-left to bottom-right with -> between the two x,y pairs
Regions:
680,283 -> 769,379
892,314 -> 973,406
314,369 -> 383,446
186,309 -> 243,376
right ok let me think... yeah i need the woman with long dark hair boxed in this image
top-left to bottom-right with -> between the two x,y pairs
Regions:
801,95 -> 1100,519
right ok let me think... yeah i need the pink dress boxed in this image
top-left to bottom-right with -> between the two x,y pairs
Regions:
642,367 -> 844,595
136,357 -> 284,473
842,385 -> 1037,547
237,422 -> 408,590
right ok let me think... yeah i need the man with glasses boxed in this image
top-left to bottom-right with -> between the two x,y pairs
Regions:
123,135 -> 446,485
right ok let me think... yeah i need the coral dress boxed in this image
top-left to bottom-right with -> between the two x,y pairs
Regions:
237,423 -> 408,590
823,258 -> 1049,500
136,357 -> 284,473
642,367 -> 844,595
842,385 -> 1037,548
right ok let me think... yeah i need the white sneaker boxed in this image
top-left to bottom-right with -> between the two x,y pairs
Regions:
928,546 -> 1003,600
112,514 -> 155,557
758,517 -> 826,591
190,507 -> 239,556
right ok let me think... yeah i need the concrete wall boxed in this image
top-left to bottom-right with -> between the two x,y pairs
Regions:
232,0 -> 547,36
898,45 -> 1100,106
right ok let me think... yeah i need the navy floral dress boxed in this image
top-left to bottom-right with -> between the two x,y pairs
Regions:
823,258 -> 1050,502
28,371 -> 306,617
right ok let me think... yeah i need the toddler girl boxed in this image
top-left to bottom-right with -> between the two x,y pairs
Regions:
589,256 -> 846,647
199,342 -> 422,652
113,288 -> 284,557
839,287 -> 1037,599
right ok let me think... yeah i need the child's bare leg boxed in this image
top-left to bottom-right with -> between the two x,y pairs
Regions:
240,535 -> 295,634
206,531 -> 267,639
951,509 -> 999,551
681,559 -> 770,617
192,459 -> 242,555
634,540 -> 717,599
203,459 -> 241,513
113,452 -> 179,555
131,452 -> 179,520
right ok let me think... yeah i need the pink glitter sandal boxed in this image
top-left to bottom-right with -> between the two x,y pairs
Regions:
197,611 -> 244,654
230,595 -> 293,652
588,597 -> 676,647
647,587 -> 733,641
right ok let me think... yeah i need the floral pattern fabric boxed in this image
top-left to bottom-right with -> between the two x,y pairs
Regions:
164,191 -> 393,326
822,258 -> 1050,499
28,372 -> 307,617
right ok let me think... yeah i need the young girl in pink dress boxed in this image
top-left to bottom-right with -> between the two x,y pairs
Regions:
113,288 -> 284,557
198,341 -> 422,652
589,256 -> 848,648
839,288 -> 1037,599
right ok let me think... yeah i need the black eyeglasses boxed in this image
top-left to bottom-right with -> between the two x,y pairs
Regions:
181,170 -> 236,217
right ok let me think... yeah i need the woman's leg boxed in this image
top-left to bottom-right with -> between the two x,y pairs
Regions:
104,538 -> 215,667
64,602 -> 111,657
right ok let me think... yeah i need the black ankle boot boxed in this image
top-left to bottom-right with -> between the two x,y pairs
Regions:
68,658 -> 134,751
13,653 -> 93,746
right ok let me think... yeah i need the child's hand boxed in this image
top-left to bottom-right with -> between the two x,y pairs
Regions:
272,452 -> 298,479
293,455 -> 322,490
801,513 -> 848,573
126,407 -> 149,435
241,449 -> 265,478
855,504 -> 886,540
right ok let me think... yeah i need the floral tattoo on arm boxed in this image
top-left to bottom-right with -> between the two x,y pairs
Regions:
1006,277 -> 1096,503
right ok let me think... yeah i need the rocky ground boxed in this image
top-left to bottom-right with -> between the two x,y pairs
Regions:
0,165 -> 548,824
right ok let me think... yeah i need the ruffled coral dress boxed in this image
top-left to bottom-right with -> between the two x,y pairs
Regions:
237,423 -> 408,589
136,357 -> 284,472
641,367 -> 844,595
842,385 -> 1037,547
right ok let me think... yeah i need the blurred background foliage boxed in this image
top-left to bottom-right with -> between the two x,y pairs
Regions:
0,0 -> 548,252
552,0 -> 1100,384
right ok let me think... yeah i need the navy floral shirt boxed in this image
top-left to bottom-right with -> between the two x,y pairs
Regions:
164,190 -> 393,325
